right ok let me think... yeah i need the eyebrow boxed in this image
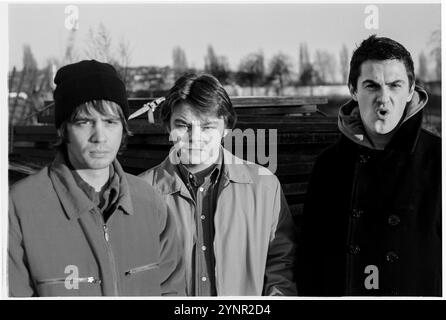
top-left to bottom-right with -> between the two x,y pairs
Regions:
173,118 -> 219,126
201,120 -> 219,125
361,79 -> 406,86
72,115 -> 120,121
173,118 -> 191,125
386,80 -> 405,85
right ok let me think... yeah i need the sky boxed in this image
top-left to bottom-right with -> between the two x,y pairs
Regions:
8,2 -> 441,71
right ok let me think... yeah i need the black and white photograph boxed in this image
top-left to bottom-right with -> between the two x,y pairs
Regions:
2,0 -> 443,306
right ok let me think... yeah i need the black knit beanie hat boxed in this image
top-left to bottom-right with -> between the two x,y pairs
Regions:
53,60 -> 129,128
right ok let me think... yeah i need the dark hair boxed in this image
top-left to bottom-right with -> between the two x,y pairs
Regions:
160,73 -> 237,129
348,35 -> 415,91
54,100 -> 132,152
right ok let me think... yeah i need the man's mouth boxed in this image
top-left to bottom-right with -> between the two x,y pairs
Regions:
90,150 -> 109,156
187,148 -> 203,152
376,108 -> 389,119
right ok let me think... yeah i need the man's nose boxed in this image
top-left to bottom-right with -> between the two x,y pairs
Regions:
189,123 -> 202,144
90,121 -> 107,143
377,87 -> 391,104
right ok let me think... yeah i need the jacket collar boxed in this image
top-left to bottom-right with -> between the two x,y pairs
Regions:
338,85 -> 427,153
153,147 -> 253,196
49,152 -> 134,220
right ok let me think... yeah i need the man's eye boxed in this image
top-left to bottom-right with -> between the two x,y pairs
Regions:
74,120 -> 92,126
106,119 -> 120,125
202,126 -> 215,130
390,83 -> 402,89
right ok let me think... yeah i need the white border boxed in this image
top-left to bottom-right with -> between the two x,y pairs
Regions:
2,0 -> 444,301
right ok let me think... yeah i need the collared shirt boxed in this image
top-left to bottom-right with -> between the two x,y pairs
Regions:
140,147 -> 297,296
176,154 -> 223,296
71,165 -> 120,222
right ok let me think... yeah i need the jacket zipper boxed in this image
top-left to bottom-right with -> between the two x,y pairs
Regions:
100,217 -> 119,296
125,262 -> 159,276
37,277 -> 101,285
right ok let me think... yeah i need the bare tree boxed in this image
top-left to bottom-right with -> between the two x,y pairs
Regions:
314,50 -> 337,84
84,23 -> 113,62
429,29 -> 441,81
83,24 -> 132,87
299,63 -> 320,87
418,51 -> 428,83
22,44 -> 38,73
204,45 -> 230,84
298,43 -> 310,74
116,38 -> 132,85
268,53 -> 292,95
172,46 -> 188,78
63,29 -> 79,64
339,44 -> 350,83
236,51 -> 265,95
22,44 -> 39,99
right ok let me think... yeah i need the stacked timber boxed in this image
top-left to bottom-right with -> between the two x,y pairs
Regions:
9,96 -> 341,230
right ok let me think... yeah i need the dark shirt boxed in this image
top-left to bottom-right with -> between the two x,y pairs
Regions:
177,155 -> 223,296
71,165 -> 120,223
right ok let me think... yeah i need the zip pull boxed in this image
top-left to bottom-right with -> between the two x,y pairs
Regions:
103,225 -> 109,242
86,277 -> 101,284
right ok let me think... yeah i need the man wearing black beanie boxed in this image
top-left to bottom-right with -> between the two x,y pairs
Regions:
8,60 -> 185,297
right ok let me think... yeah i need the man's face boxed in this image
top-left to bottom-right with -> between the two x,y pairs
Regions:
66,105 -> 123,170
169,103 -> 227,170
350,59 -> 414,135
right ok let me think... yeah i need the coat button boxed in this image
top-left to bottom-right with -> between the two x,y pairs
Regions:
359,154 -> 370,164
348,244 -> 361,255
386,251 -> 399,262
388,214 -> 401,226
352,209 -> 363,218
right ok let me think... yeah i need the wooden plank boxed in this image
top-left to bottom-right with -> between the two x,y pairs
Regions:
12,147 -> 56,159
277,132 -> 340,144
234,105 -> 317,115
12,132 -> 340,147
281,182 -> 308,196
285,193 -> 307,205
117,156 -> 165,172
289,203 -> 304,217
40,96 -> 328,122
128,122 -> 338,133
236,116 -> 337,123
44,96 -> 328,108
275,162 -> 315,176
231,96 -> 327,107
233,122 -> 338,132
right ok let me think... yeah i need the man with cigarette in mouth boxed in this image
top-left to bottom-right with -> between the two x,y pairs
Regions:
8,60 -> 185,296
298,35 -> 441,296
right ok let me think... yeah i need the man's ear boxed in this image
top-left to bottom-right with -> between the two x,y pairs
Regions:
223,128 -> 230,137
56,128 -> 64,140
165,122 -> 171,134
407,83 -> 415,102
349,84 -> 358,101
